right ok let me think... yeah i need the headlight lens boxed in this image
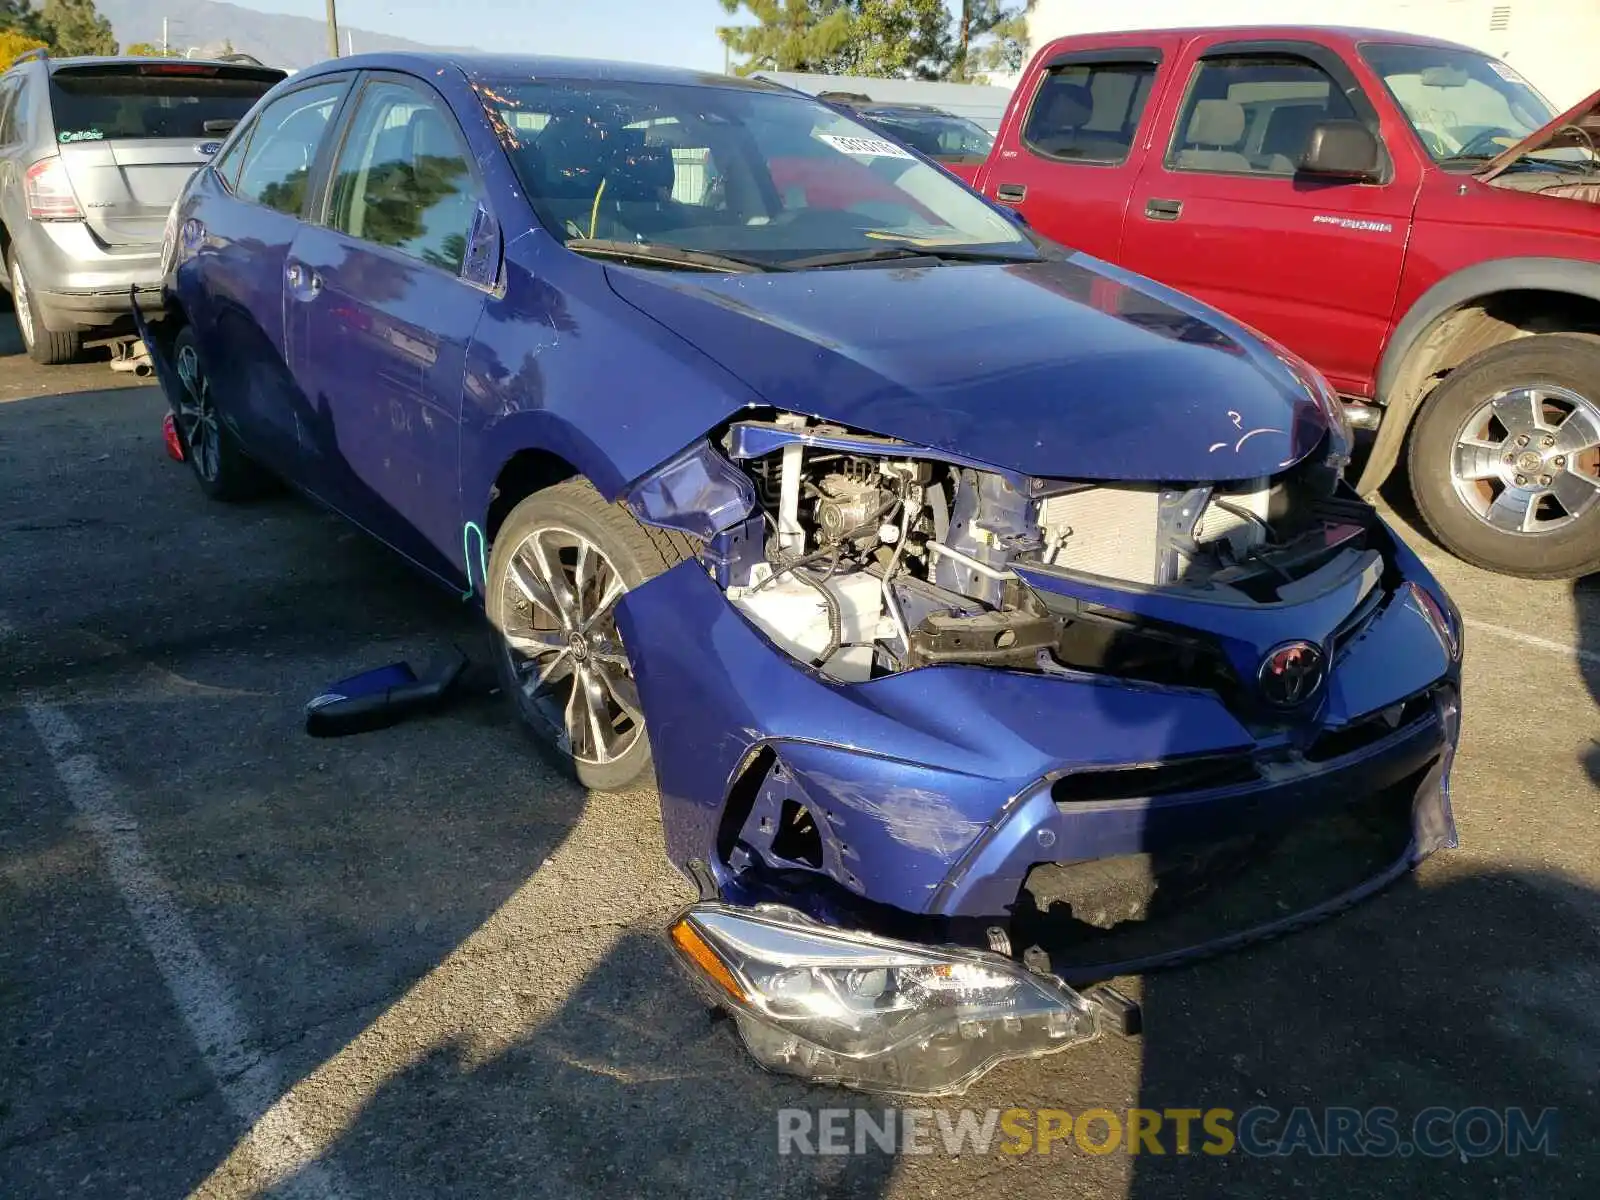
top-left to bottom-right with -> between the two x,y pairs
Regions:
1406,581 -> 1463,661
669,903 -> 1099,1096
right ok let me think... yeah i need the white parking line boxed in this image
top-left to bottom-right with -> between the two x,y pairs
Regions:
1464,618 -> 1600,669
22,702 -> 351,1200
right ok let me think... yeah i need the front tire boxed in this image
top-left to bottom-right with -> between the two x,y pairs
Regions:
486,478 -> 694,792
1409,334 -> 1600,579
8,249 -> 80,365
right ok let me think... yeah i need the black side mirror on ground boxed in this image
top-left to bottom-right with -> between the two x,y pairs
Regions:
1300,120 -> 1382,180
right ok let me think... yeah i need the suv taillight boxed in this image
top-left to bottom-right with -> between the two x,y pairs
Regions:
24,158 -> 82,221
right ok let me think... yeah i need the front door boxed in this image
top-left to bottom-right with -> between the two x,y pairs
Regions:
1120,40 -> 1423,395
285,74 -> 491,582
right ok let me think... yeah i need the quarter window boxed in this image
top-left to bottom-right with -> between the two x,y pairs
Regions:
235,81 -> 347,216
327,80 -> 480,274
1022,61 -> 1159,164
1169,56 -> 1361,176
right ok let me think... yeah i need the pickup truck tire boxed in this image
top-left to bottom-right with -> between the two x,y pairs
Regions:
1409,334 -> 1600,579
486,478 -> 695,792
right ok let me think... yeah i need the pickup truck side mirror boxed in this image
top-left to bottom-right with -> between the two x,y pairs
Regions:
1299,120 -> 1382,181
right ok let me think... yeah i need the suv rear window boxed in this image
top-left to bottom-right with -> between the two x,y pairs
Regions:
48,67 -> 280,143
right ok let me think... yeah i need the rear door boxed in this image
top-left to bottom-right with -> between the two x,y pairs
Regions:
284,73 -> 493,579
47,60 -> 283,249
1120,38 -> 1423,394
980,37 -> 1179,261
185,75 -> 352,476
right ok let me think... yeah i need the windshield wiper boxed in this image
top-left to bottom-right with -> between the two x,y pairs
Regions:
564,238 -> 777,274
783,244 -> 1039,270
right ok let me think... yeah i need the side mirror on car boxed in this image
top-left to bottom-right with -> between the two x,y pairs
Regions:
1299,120 -> 1382,181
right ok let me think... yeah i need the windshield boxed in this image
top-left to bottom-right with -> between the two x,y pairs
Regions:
480,78 -> 1032,269
853,110 -> 995,161
1359,43 -> 1577,166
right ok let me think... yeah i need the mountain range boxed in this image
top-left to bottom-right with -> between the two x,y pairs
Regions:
94,0 -> 477,69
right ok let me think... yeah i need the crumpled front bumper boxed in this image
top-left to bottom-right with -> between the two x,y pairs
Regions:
617,527 -> 1460,978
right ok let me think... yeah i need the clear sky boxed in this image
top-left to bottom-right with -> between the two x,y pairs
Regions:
244,0 -> 739,71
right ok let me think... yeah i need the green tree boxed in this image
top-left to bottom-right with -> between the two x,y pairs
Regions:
839,0 -> 948,80
950,0 -> 1029,82
717,0 -> 856,76
124,41 -> 178,57
1,1 -> 46,40
39,0 -> 115,56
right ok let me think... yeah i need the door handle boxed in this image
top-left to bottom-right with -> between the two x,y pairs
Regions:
1145,198 -> 1183,221
995,183 -> 1027,203
286,260 -> 322,298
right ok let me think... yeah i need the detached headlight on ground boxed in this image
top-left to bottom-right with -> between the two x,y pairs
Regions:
669,903 -> 1100,1096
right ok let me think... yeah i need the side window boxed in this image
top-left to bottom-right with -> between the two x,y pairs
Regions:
327,80 -> 480,274
235,80 -> 347,216
211,116 -> 256,192
1170,55 -> 1360,176
1022,60 -> 1159,164
0,79 -> 20,145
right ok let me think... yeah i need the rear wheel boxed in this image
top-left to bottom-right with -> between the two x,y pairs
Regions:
1409,334 -> 1600,578
172,325 -> 272,501
8,249 -> 80,365
485,478 -> 694,792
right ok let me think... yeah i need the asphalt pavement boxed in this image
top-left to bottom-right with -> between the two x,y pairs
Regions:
1,314 -> 1596,1200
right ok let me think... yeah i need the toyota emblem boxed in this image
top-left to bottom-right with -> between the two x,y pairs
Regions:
1258,640 -> 1325,708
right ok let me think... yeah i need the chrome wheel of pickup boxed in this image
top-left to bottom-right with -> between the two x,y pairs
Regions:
1450,383 -> 1600,534
1410,333 -> 1600,578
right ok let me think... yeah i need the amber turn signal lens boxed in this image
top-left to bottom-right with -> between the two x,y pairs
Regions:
670,918 -> 747,1003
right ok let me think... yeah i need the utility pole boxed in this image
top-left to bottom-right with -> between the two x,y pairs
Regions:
325,0 -> 340,58
162,17 -> 168,55
345,29 -> 353,55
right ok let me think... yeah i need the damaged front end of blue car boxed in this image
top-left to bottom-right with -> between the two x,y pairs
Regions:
613,401 -> 1461,1097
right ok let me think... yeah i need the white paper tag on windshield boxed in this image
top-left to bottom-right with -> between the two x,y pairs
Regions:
816,133 -> 915,160
1487,60 -> 1528,86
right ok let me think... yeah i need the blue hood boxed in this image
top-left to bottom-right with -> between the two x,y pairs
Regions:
605,254 -> 1333,481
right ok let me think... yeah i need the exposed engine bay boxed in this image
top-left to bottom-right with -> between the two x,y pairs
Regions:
712,416 -> 1374,684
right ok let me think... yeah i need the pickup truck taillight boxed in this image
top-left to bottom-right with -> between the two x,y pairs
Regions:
24,158 -> 82,221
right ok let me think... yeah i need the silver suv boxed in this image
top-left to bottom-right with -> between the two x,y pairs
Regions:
0,51 -> 283,363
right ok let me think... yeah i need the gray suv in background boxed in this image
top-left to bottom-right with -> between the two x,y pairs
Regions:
0,52 -> 284,363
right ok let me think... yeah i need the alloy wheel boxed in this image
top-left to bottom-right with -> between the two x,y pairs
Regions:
497,525 -> 642,767
174,340 -> 221,483
11,258 -> 34,349
1450,383 -> 1600,535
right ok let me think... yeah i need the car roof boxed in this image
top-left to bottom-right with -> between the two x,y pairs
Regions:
1041,24 -> 1480,55
292,51 -> 792,94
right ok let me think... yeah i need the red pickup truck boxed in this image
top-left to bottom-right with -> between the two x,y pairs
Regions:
970,25 -> 1600,579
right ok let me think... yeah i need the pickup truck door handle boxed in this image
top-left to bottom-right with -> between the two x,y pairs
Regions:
995,183 -> 1027,203
1145,198 -> 1184,221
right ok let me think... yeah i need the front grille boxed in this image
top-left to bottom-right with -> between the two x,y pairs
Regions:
1015,772 -> 1426,979
1052,755 -> 1260,804
1306,688 -> 1438,763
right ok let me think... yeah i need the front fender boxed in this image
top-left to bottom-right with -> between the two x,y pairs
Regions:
1358,256 -> 1600,494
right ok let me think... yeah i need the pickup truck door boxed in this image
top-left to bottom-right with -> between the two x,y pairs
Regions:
979,38 -> 1181,263
1120,38 -> 1423,396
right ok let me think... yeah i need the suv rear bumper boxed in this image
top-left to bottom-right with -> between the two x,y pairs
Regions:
7,219 -> 165,330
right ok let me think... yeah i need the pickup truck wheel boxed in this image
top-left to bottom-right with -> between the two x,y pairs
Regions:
1409,334 -> 1600,578
8,249 -> 80,365
486,478 -> 695,792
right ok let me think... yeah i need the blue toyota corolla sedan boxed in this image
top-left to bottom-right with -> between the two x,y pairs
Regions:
139,52 -> 1463,1095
